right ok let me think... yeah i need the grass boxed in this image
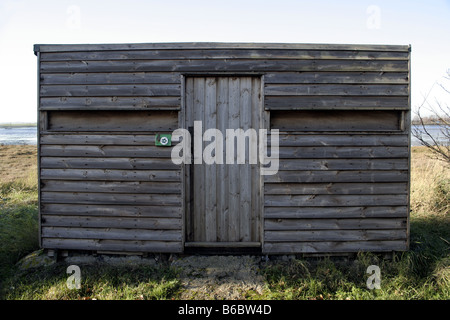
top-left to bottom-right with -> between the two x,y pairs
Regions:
0,145 -> 448,300
3,264 -> 180,300
0,145 -> 39,282
252,146 -> 449,300
0,123 -> 37,128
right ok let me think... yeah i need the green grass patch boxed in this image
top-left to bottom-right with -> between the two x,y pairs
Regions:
0,174 -> 39,281
2,264 -> 181,300
254,211 -> 449,300
0,146 -> 448,300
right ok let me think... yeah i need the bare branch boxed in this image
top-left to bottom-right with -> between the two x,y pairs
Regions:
412,71 -> 450,164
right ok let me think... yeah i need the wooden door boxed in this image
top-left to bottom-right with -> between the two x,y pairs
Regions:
185,76 -> 262,246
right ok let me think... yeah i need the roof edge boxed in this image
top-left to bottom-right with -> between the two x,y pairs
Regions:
33,42 -> 411,53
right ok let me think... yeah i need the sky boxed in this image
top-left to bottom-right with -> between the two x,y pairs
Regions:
0,0 -> 449,123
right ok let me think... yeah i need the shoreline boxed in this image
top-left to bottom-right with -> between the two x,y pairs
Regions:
0,123 -> 37,128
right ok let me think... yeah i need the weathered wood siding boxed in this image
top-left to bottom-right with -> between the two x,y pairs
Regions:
39,110 -> 182,252
35,42 -> 410,254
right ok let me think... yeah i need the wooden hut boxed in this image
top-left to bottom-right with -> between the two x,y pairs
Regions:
34,42 -> 411,255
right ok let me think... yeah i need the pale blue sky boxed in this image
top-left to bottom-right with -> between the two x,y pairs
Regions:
0,0 -> 449,123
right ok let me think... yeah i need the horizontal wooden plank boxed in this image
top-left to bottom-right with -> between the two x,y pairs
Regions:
276,159 -> 408,171
39,49 -> 410,61
41,203 -> 181,218
264,170 -> 408,183
264,218 -> 407,231
264,194 -> 408,207
265,84 -> 408,96
42,215 -> 181,229
41,97 -> 180,110
39,158 -> 408,172
41,180 -> 181,194
263,240 -> 407,254
40,59 -> 409,73
35,43 -> 411,52
41,169 -> 181,181
41,145 -> 173,158
275,146 -> 409,158
40,71 -> 409,87
40,157 -> 179,170
264,206 -> 407,219
275,134 -> 409,147
47,110 -> 178,131
41,238 -> 182,253
41,192 -> 182,205
41,134 -> 158,145
265,229 -> 407,242
40,72 -> 181,85
42,227 -> 182,241
40,134 -> 410,147
40,84 -> 180,97
184,242 -> 261,248
264,72 -> 409,84
264,182 -> 408,195
265,96 -> 409,110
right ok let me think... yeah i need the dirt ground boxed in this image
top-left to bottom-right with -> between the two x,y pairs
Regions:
0,145 -> 37,183
19,250 -> 268,299
171,255 -> 266,299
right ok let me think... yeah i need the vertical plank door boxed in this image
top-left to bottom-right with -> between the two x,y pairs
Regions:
185,76 -> 262,246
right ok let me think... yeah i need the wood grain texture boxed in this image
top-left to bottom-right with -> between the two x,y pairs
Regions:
276,158 -> 408,171
42,227 -> 182,241
264,170 -> 408,183
264,218 -> 407,231
41,203 -> 182,217
35,42 -> 411,53
40,72 -> 180,85
42,238 -> 183,252
41,191 -> 182,205
41,180 -> 181,194
264,182 -> 408,195
263,240 -> 407,254
275,146 -> 409,158
264,194 -> 408,207
276,134 -> 409,147
41,145 -> 173,158
40,157 -> 179,170
40,84 -> 180,97
265,229 -> 407,242
264,72 -> 409,84
41,134 -> 158,145
36,42 -> 410,254
186,76 -> 262,243
41,215 -> 181,229
265,84 -> 408,96
40,59 -> 409,73
39,49 -> 410,61
264,206 -> 407,219
41,97 -> 180,110
41,168 -> 180,181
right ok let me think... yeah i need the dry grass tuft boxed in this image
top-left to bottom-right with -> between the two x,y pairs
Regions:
410,146 -> 450,218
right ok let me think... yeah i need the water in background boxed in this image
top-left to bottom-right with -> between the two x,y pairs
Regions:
0,125 -> 446,147
411,124 -> 448,146
0,127 -> 37,145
